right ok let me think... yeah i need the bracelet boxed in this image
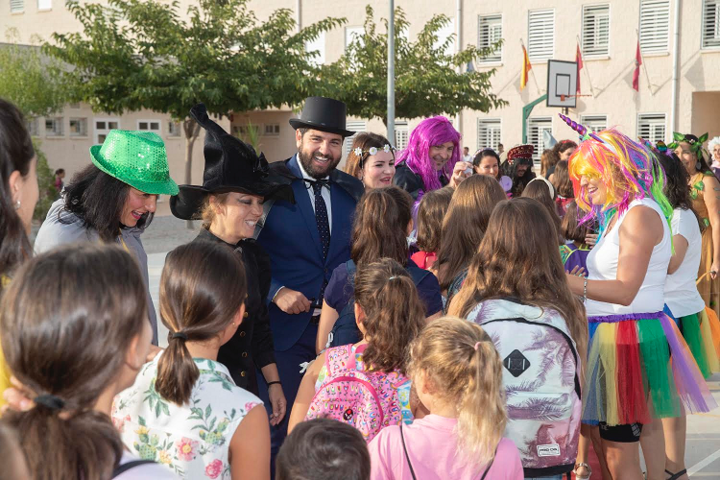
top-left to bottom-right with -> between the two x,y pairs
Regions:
582,278 -> 588,303
267,381 -> 282,387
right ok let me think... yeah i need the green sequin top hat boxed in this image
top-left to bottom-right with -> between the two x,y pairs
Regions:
89,130 -> 179,195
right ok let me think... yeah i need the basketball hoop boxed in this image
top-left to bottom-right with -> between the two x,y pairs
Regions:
559,94 -> 592,101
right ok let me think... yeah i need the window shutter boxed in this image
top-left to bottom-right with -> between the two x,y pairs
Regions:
527,117 -> 552,161
702,0 -> 720,49
306,31 -> 326,66
478,15 -> 502,63
395,122 -> 409,151
434,18 -> 455,56
527,10 -> 554,60
476,119 -> 502,151
10,0 -> 23,12
343,122 -> 367,157
580,115 -> 608,133
637,114 -> 666,143
639,0 -> 670,53
37,0 -> 51,10
582,5 -> 610,57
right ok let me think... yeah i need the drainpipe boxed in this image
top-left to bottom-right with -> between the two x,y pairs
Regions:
456,0 -> 462,139
670,0 -> 681,135
296,0 -> 301,32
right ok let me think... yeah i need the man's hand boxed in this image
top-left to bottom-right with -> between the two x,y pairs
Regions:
274,288 -> 311,315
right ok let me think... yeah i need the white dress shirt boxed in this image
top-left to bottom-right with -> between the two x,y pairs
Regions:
297,155 -> 333,232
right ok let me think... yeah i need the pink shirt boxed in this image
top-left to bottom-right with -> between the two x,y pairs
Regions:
368,414 -> 524,480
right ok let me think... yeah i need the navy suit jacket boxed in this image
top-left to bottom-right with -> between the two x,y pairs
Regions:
257,155 -> 363,351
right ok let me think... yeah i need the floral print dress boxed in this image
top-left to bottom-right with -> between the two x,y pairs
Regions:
112,353 -> 262,479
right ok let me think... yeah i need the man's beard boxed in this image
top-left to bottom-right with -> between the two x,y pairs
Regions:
298,148 -> 341,179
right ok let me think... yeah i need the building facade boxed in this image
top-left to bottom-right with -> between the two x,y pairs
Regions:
3,0 -> 720,180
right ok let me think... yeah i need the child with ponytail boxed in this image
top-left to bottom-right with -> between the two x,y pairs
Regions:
113,241 -> 270,480
368,317 -> 523,479
289,258 -> 426,441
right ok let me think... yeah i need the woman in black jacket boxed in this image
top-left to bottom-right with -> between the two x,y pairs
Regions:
171,104 -> 294,426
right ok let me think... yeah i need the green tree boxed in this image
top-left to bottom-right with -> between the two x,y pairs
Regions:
46,0 -> 344,198
321,6 -> 506,124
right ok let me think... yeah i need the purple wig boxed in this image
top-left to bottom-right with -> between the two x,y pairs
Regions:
395,116 -> 461,192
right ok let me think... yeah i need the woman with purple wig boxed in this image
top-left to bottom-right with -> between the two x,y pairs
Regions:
393,116 -> 471,199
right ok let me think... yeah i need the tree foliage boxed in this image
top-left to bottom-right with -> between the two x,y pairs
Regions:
320,6 -> 506,123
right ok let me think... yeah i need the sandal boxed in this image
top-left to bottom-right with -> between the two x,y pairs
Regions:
665,469 -> 687,480
574,462 -> 592,480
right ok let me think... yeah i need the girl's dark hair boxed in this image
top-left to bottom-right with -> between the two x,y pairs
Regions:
415,186 -> 454,252
678,134 -> 713,173
0,244 -> 148,480
381,186 -> 413,233
437,175 -> 506,290
561,201 -> 591,243
448,198 -> 588,360
540,149 -> 559,178
0,98 -> 35,279
551,160 -> 574,198
277,418 -> 370,480
658,152 -> 704,231
521,180 -> 563,245
62,164 -> 151,242
345,132 -> 393,179
351,188 -> 408,266
553,140 -> 578,158
156,241 -> 247,405
54,169 -> 65,176
354,258 -> 426,374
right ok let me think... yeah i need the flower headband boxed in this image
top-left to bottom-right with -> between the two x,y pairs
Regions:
667,132 -> 708,156
353,144 -> 394,157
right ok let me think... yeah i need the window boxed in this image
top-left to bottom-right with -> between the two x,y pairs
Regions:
306,31 -> 326,66
478,15 -> 502,63
138,120 -> 160,132
168,121 -> 182,137
264,124 -> 280,136
477,118 -> 502,151
637,113 -> 666,143
343,121 -> 367,157
25,118 -> 39,137
639,0 -> 670,54
232,124 -> 259,139
527,116 -> 552,161
434,18 -> 455,56
580,115 -> 608,133
702,0 -> 720,49
345,27 -> 364,50
527,9 -> 554,60
582,5 -> 610,57
95,119 -> 119,144
45,117 -> 63,137
10,0 -> 23,13
37,0 -> 51,10
69,118 -> 87,137
394,122 -> 409,151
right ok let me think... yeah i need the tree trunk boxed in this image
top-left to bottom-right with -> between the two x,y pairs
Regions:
183,117 -> 201,230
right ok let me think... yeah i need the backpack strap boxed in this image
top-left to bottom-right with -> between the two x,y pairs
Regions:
479,448 -> 498,480
399,424 -> 418,480
112,460 -> 157,478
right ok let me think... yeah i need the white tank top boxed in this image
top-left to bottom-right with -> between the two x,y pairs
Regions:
585,198 -> 671,316
664,208 -> 706,317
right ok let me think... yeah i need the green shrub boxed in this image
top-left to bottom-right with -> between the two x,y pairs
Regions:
32,140 -> 57,221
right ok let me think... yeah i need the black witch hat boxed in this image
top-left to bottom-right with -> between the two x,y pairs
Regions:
170,104 -> 295,221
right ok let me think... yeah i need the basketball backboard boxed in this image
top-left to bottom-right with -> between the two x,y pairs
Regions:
546,60 -> 578,108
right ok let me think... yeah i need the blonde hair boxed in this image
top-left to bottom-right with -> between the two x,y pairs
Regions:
200,193 -> 231,229
408,317 -> 506,465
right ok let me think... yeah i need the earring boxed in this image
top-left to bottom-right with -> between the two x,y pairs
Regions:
696,161 -> 702,171
14,199 -> 20,210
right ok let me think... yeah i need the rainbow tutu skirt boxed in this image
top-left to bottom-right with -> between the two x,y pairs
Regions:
583,311 -> 717,426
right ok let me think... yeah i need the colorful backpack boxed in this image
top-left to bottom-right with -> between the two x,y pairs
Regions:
469,298 -> 581,478
305,344 -> 411,442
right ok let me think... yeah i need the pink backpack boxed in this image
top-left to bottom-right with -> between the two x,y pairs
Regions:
305,344 -> 411,442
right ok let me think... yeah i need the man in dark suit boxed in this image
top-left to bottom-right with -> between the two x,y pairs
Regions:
255,97 -> 364,465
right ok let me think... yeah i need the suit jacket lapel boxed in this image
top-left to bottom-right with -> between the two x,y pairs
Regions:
288,156 -> 323,258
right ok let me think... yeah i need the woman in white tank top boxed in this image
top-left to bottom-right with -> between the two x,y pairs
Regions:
559,118 -> 715,480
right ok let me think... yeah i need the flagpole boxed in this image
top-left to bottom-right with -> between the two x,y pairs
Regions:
636,29 -> 654,95
575,35 -> 595,97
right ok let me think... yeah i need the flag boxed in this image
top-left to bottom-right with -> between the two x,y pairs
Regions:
633,40 -> 642,91
521,45 -> 532,90
576,43 -> 583,95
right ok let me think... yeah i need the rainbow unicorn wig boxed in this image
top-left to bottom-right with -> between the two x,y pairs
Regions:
561,115 -> 671,235
395,116 -> 461,192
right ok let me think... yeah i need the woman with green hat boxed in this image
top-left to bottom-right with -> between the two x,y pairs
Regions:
34,130 -> 179,345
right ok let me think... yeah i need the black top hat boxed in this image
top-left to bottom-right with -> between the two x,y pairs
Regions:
289,96 -> 355,137
171,104 -> 295,221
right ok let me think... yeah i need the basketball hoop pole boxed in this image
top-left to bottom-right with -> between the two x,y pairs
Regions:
522,94 -> 548,144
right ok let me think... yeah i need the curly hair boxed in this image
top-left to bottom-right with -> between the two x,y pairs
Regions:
354,258 -> 426,374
